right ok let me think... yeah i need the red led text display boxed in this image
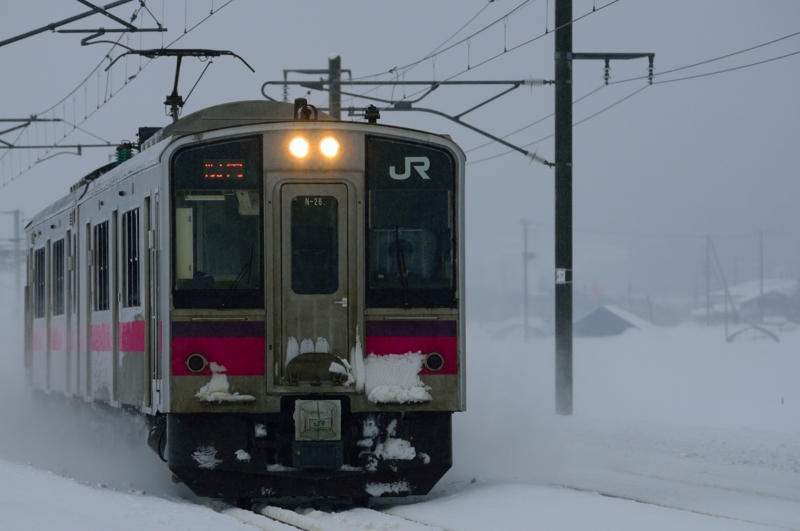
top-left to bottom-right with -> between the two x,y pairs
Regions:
203,159 -> 245,179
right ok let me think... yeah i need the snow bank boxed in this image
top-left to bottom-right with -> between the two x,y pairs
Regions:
364,352 -> 431,404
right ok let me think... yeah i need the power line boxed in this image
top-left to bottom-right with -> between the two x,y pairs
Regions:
466,35 -> 800,164
653,49 -> 800,85
467,83 -> 648,165
351,0 -> 536,83
610,29 -> 800,85
0,0 -> 235,191
373,0 -> 619,114
465,84 -> 605,153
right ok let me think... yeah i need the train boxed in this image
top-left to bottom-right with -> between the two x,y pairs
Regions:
24,99 -> 466,502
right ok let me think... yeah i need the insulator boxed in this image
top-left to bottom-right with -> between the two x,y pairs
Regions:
524,78 -> 548,86
116,141 -> 133,165
527,150 -> 548,166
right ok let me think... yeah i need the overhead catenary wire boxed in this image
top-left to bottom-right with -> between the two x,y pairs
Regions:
468,29 -> 800,164
653,49 -> 800,85
467,84 -> 649,165
350,0 -> 537,83
371,0 -> 620,113
465,84 -> 606,153
609,29 -> 800,86
0,0 -> 235,191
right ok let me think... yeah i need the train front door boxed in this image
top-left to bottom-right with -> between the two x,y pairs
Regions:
279,183 -> 352,385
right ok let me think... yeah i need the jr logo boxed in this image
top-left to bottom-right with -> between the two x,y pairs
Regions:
389,156 -> 431,180
313,420 -> 328,428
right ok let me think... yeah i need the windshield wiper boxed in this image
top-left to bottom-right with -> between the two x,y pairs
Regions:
218,244 -> 254,309
395,226 -> 410,307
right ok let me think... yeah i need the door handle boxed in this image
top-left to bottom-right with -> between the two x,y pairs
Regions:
333,297 -> 348,308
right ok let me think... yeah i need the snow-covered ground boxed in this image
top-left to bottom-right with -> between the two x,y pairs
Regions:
1,318 -> 799,530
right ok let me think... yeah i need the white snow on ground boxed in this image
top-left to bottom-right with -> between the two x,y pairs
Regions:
1,318 -> 799,529
0,459 -> 267,531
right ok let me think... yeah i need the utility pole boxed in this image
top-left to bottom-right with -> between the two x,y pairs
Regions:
759,231 -> 764,323
706,236 -> 711,326
522,220 -> 537,342
329,55 -> 342,120
0,209 -> 24,313
553,0 -> 654,415
554,0 -> 574,416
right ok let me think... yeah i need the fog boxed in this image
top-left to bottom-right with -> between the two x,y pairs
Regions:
1,0 -> 799,504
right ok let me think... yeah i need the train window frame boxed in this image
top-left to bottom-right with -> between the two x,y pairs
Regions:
51,238 -> 65,316
121,208 -> 141,308
290,195 -> 340,295
365,136 -> 458,309
33,247 -> 46,319
93,221 -> 110,312
170,136 -> 264,309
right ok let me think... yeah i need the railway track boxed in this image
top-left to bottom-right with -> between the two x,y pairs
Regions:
224,504 -> 448,531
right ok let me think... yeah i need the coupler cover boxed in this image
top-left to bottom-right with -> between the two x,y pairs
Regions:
292,399 -> 343,469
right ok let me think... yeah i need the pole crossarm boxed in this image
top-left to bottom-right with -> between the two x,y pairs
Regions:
567,52 -> 656,85
0,0 -> 166,49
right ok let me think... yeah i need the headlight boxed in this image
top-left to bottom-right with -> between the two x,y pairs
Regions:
319,136 -> 340,158
288,137 -> 310,158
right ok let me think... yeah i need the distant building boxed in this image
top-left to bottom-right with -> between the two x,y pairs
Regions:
574,305 -> 654,337
692,279 -> 800,324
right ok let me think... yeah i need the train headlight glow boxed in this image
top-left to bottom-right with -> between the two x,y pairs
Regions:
319,136 -> 340,158
288,137 -> 310,158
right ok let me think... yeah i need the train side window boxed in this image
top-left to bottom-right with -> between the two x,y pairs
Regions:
93,221 -> 110,312
52,239 -> 65,316
366,136 -> 457,308
171,136 -> 263,309
71,233 -> 77,314
121,209 -> 140,307
33,247 -> 46,319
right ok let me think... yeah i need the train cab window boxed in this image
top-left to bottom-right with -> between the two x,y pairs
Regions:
33,247 -> 46,319
52,239 -> 65,316
366,137 -> 457,308
171,137 -> 263,309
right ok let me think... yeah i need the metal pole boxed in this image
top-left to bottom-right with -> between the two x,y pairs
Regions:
706,237 -> 711,325
329,55 -> 341,120
523,221 -> 529,343
14,209 -> 21,310
554,0 -> 573,415
759,231 -> 764,323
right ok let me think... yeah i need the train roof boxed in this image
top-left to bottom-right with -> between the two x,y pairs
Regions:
160,100 -> 336,139
28,100 -> 462,230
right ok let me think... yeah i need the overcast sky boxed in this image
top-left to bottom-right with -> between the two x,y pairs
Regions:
1,0 -> 798,307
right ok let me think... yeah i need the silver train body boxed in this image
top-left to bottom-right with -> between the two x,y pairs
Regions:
24,100 -> 465,499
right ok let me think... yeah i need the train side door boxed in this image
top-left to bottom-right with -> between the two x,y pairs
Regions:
279,183 -> 352,385
144,192 -> 162,410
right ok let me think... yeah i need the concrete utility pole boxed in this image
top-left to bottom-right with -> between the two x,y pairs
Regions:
329,55 -> 342,120
1,209 -> 24,312
522,220 -> 537,342
554,0 -> 574,416
553,0 -> 654,415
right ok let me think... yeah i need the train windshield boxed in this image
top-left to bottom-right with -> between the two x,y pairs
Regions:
171,137 -> 263,309
366,137 -> 457,308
